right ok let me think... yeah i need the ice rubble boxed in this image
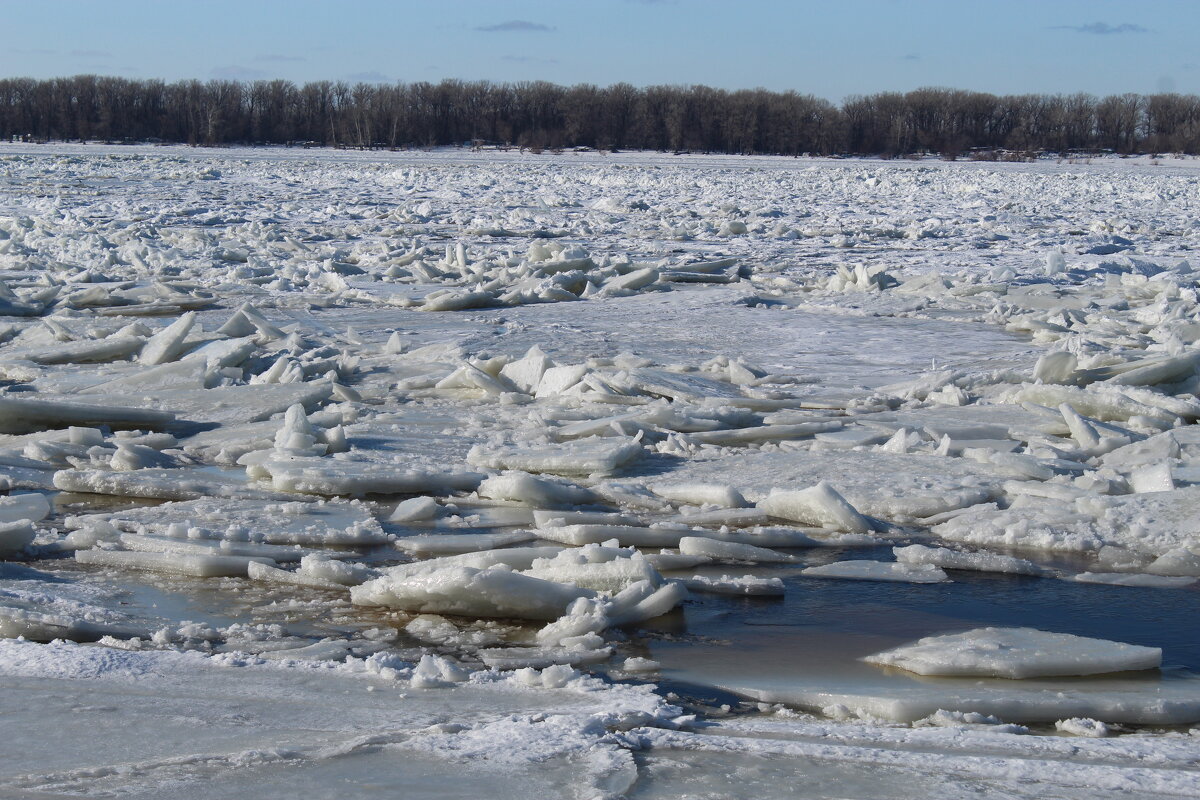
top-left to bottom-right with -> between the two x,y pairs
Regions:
5,147 -> 1200,793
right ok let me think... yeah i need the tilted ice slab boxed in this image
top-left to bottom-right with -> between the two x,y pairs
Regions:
393,531 -> 538,555
0,493 -> 50,555
521,547 -> 665,593
934,487 -> 1200,558
535,523 -> 692,548
802,561 -> 950,584
0,396 -> 175,434
68,383 -> 335,427
67,497 -> 387,546
53,467 -> 298,502
682,574 -> 786,596
352,565 -> 598,620
1072,572 -> 1197,589
664,449 -> 1005,522
76,548 -> 274,578
467,437 -> 643,477
1076,487 -> 1200,558
893,544 -> 1049,576
258,456 -> 484,496
864,627 -> 1162,679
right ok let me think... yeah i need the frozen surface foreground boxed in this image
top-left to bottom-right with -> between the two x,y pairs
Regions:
1,144 -> 1199,798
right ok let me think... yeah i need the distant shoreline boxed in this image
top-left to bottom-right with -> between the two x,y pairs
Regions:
2,76 -> 1198,157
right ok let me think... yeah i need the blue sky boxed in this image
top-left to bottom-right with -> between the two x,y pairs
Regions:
2,0 -> 1196,100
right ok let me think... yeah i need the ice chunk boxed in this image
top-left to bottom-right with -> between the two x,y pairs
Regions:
467,438 -> 642,476
110,443 -> 178,471
498,346 -> 552,394
759,482 -> 871,533
260,457 -> 483,496
532,509 -> 641,528
351,565 -> 595,620
606,579 -> 687,625
117,532 -> 311,563
54,467 -> 293,501
374,547 -> 565,582
0,397 -> 174,434
218,303 -> 285,340
480,646 -> 611,670
682,574 -> 785,596
296,554 -> 375,585
0,607 -> 148,643
477,471 -> 595,507
802,561 -> 949,583
686,422 -> 843,446
535,364 -> 588,397
893,544 -> 1048,576
22,336 -> 145,365
75,548 -> 273,578
388,496 -> 440,523
393,531 -> 537,555
0,520 -> 35,556
0,493 -> 51,524
410,654 -> 471,688
68,497 -> 387,546
246,560 -> 346,590
667,507 -> 769,528
678,536 -> 795,563
139,312 -> 197,365
864,627 -> 1162,678
1123,462 -> 1171,494
642,552 -> 713,571
708,526 -> 877,548
1033,351 -> 1078,384
1071,572 -> 1196,589
603,266 -> 659,293
1076,487 -> 1200,557
521,546 -> 663,593
620,657 -> 660,672
535,524 -> 689,548
1145,547 -> 1200,577
649,482 -> 748,508
1055,717 -> 1111,737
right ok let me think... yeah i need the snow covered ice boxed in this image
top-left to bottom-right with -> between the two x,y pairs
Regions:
2,144 -> 1200,797
863,627 -> 1163,679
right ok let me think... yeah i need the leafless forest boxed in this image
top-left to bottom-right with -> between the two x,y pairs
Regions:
2,75 -> 1199,155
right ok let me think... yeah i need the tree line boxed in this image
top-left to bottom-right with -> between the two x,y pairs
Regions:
2,75 -> 1199,156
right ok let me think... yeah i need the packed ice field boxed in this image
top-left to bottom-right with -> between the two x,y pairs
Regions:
1,143 -> 1200,798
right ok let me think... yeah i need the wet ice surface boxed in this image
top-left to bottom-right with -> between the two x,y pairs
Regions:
2,144 -> 1200,798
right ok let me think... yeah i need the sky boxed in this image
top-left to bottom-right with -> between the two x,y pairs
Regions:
2,0 -> 1197,101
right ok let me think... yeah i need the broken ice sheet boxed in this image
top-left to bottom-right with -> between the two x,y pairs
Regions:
66,497 -> 388,546
9,145 -> 1200,798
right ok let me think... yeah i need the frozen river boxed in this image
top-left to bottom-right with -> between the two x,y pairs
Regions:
1,144 -> 1199,798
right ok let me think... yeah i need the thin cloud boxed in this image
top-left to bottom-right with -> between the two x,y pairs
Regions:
901,53 -> 920,61
476,20 -> 554,33
71,49 -> 112,58
254,54 -> 306,63
345,71 -> 390,83
211,65 -> 268,80
502,55 -> 559,65
1051,22 -> 1149,35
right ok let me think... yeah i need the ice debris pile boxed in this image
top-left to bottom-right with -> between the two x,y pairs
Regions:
0,146 -> 1199,770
